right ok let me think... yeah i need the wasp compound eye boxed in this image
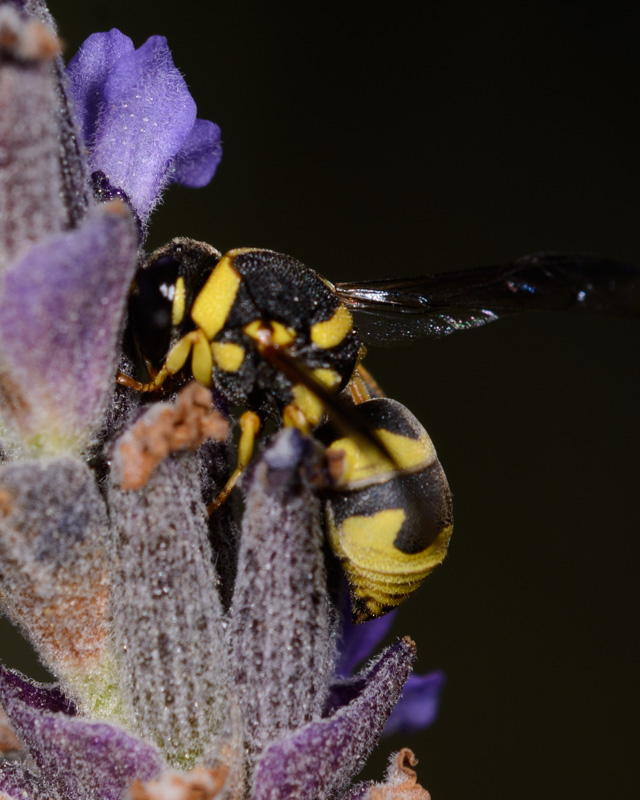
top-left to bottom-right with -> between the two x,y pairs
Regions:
129,256 -> 180,367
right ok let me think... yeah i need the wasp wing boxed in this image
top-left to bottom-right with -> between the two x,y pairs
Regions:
335,252 -> 640,345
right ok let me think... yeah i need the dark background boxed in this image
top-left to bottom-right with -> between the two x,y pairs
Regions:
2,2 -> 639,798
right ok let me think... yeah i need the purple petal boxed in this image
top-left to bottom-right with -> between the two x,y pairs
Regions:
383,670 -> 446,736
0,761 -> 49,800
171,118 -> 222,188
0,667 -> 75,717
323,676 -> 368,719
88,35 -> 196,221
251,638 -> 416,800
335,589 -> 397,678
0,201 -> 138,452
0,666 -> 163,800
65,29 -> 135,147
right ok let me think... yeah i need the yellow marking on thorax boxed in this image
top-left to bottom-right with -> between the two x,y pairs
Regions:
171,276 -> 186,326
243,319 -> 263,339
310,305 -> 353,349
211,341 -> 245,372
271,320 -> 297,346
244,319 -> 297,346
191,256 -> 242,340
329,428 -> 436,488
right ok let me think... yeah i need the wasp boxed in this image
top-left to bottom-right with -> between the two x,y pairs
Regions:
120,238 -> 639,621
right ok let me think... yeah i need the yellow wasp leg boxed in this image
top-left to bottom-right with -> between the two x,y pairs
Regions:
349,373 -> 371,405
349,365 -> 385,405
117,329 -> 209,392
208,411 -> 261,514
116,363 -> 173,393
282,403 -> 312,432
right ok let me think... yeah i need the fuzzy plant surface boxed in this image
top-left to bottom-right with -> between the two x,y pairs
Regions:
0,2 -> 446,798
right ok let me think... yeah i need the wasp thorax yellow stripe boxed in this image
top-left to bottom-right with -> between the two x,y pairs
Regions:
310,305 -> 353,349
191,256 -> 242,340
243,319 -> 263,340
244,318 -> 297,347
211,341 -> 245,372
270,320 -> 297,346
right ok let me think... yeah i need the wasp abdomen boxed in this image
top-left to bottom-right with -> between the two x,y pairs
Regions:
320,397 -> 453,622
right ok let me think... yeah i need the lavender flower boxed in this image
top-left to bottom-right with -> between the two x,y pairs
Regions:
0,2 -> 436,798
66,28 -> 222,230
336,607 -> 445,737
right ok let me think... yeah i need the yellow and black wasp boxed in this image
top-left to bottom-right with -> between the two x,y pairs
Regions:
120,239 -> 640,621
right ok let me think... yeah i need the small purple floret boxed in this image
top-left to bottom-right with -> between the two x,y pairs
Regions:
335,596 -> 446,736
335,604 -> 398,678
384,670 -> 446,736
172,118 -> 223,188
67,29 -> 222,223
66,28 -> 134,148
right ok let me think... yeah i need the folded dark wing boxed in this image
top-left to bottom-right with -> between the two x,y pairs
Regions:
335,252 -> 640,345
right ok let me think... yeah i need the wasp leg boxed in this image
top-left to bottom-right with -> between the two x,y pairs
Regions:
282,402 -> 314,433
116,364 -> 173,392
208,411 -> 261,514
117,329 -> 211,393
349,365 -> 385,405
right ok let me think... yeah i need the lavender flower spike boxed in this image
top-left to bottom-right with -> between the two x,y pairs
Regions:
0,3 -> 439,799
67,30 -> 222,226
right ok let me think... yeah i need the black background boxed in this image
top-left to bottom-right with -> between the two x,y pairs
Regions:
2,2 -> 639,798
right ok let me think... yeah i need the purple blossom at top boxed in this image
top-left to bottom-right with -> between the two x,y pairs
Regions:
66,28 -> 222,226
